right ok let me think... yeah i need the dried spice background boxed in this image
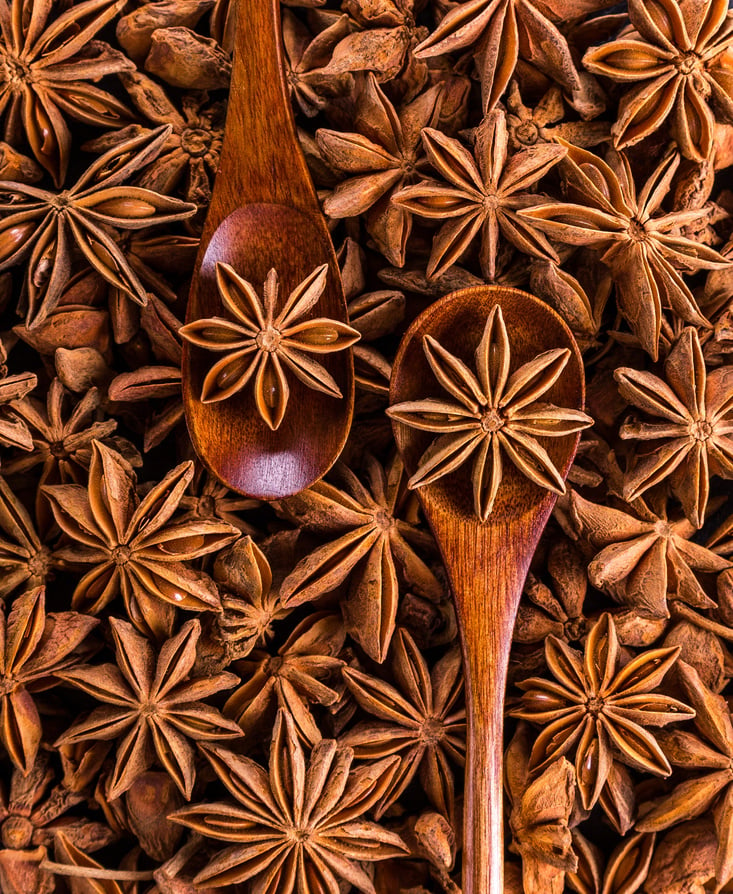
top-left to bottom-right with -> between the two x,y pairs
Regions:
1,0 -> 733,889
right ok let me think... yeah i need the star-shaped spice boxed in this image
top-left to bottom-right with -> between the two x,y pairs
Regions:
583,0 -> 733,162
180,262 -> 360,430
317,74 -> 444,267
570,490 -> 729,618
278,453 -> 442,662
615,327 -> 733,529
413,0 -> 582,113
42,440 -> 240,638
0,126 -> 197,329
511,612 -> 695,810
56,617 -> 242,800
387,304 -> 593,521
636,661 -> 733,890
391,109 -> 566,280
0,0 -> 134,186
342,627 -> 466,818
0,587 -> 98,775
171,708 -> 409,892
519,143 -> 729,360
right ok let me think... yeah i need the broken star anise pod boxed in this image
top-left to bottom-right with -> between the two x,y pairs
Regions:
180,261 -> 360,430
0,0 -> 134,186
0,126 -> 197,329
171,707 -> 409,892
0,586 -> 98,775
511,611 -> 695,810
56,616 -> 242,800
583,0 -> 733,162
391,108 -> 566,280
388,304 -> 593,521
615,326 -> 733,528
42,439 -> 240,638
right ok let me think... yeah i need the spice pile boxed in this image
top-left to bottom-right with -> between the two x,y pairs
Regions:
1,0 -> 733,889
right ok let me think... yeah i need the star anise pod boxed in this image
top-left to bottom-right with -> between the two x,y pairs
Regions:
412,0 -> 582,113
519,142 -> 730,360
42,440 -> 240,638
224,612 -> 345,746
180,262 -> 360,429
0,753 -> 117,894
342,627 -> 466,818
505,81 -> 610,151
0,126 -> 197,329
278,452 -> 442,662
505,723 -> 577,894
0,0 -> 135,186
392,109 -> 566,280
56,617 -> 242,800
583,0 -> 733,162
0,587 -> 98,774
170,708 -> 409,892
387,304 -> 593,521
615,327 -> 733,528
511,611 -> 694,810
317,73 -> 444,266
570,490 -> 729,617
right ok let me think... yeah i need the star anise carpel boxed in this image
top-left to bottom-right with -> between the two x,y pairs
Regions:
56,616 -> 242,800
170,707 -> 409,892
180,261 -> 360,430
0,0 -> 135,186
42,439 -> 240,638
0,126 -> 197,329
615,326 -> 733,528
391,109 -> 567,280
511,611 -> 695,810
388,304 -> 593,521
583,0 -> 733,162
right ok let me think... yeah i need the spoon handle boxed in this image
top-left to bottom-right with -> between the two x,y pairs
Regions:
433,515 -> 548,894
214,0 -> 315,215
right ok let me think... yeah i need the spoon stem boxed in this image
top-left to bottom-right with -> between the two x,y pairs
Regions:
216,0 -> 314,210
441,521 -> 533,894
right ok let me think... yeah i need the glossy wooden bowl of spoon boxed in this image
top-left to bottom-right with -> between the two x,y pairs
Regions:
389,286 -> 587,894
181,0 -> 354,500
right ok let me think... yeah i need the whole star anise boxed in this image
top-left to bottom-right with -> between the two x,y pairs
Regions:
171,708 -> 409,892
511,612 -> 695,810
180,262 -> 360,429
388,304 -> 593,520
56,617 -> 242,800
583,0 -> 733,162
42,440 -> 240,638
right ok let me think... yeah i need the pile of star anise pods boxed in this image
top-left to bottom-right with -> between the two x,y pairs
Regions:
1,0 -> 733,889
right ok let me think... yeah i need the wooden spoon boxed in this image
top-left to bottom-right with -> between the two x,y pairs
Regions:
181,0 -> 353,500
389,286 -> 585,894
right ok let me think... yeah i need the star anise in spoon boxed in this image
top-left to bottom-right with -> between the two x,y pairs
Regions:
387,304 -> 593,521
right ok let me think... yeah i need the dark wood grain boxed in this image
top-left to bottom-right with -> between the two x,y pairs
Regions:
390,286 -> 585,894
181,0 -> 353,500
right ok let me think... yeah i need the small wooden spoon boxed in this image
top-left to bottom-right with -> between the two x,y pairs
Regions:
182,0 -> 353,500
390,286 -> 585,894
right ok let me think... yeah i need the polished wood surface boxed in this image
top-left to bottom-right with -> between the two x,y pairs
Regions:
182,0 -> 353,500
390,286 -> 585,894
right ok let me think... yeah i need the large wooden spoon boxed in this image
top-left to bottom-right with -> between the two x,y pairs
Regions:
389,286 -> 585,894
182,0 -> 353,500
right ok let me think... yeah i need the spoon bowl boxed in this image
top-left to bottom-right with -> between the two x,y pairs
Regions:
390,285 -> 585,894
182,0 -> 354,500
